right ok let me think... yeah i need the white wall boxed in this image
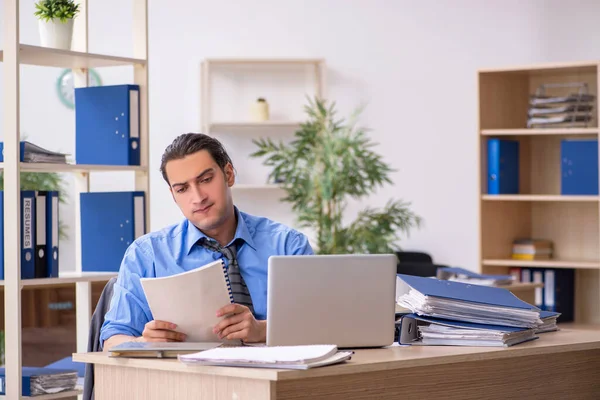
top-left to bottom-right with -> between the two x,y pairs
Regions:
1,0 -> 599,272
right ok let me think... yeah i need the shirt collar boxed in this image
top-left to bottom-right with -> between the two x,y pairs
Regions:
185,206 -> 256,255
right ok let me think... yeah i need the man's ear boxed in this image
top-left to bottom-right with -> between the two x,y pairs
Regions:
224,163 -> 235,187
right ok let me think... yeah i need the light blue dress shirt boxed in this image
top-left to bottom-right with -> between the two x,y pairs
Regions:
99,207 -> 313,343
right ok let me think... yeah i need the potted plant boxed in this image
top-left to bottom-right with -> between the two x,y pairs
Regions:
34,0 -> 80,50
251,96 -> 422,254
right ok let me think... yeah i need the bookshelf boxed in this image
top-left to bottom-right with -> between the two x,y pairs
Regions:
477,60 -> 600,327
1,0 -> 149,398
200,58 -> 325,188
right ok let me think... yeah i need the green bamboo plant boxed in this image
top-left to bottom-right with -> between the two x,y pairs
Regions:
251,97 -> 422,254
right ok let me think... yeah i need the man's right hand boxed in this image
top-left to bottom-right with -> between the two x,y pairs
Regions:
139,320 -> 187,342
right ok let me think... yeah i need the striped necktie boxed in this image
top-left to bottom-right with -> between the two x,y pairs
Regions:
198,238 -> 254,312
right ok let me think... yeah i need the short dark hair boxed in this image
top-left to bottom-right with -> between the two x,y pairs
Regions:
160,133 -> 233,184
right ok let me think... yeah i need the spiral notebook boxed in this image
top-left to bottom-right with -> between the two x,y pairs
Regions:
140,259 -> 236,343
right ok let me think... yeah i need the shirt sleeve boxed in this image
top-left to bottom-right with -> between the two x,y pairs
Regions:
286,230 -> 314,255
99,240 -> 154,344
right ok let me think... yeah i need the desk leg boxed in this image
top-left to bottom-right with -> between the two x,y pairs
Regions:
94,365 -> 275,399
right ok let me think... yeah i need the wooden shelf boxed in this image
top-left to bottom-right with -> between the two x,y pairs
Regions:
204,58 -> 323,66
482,259 -> 600,270
210,121 -> 301,130
481,194 -> 600,202
0,162 -> 146,173
0,44 -> 145,68
233,184 -> 283,190
481,128 -> 599,136
0,272 -> 116,289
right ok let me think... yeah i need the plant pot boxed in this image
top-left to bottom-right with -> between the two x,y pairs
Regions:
38,18 -> 74,50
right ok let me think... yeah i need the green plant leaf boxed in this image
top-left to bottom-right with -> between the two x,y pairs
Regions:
251,96 -> 422,254
34,0 -> 79,22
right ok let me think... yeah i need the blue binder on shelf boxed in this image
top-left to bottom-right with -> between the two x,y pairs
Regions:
0,191 -> 36,280
45,191 -> 60,278
75,84 -> 140,166
35,191 -> 48,278
487,138 -> 519,194
80,191 -> 146,272
560,139 -> 598,195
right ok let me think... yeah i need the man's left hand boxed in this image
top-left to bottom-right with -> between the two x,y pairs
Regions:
213,304 -> 266,343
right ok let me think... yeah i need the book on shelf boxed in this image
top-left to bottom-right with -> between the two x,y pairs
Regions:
511,238 -> 553,260
0,140 -> 68,164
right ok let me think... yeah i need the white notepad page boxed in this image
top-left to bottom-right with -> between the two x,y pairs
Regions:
140,260 -> 233,342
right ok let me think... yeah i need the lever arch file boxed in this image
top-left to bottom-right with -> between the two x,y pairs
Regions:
487,138 -> 519,194
75,84 -> 140,166
396,274 -> 542,328
80,191 -> 146,272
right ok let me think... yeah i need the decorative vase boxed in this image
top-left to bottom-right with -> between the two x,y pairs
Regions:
38,18 -> 74,50
250,98 -> 269,122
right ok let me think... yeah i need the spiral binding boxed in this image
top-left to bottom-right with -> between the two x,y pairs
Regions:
221,259 -> 234,303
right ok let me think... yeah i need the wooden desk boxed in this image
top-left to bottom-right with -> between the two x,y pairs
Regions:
74,328 -> 600,400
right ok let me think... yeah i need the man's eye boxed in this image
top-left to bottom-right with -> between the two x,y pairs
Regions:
177,187 -> 187,193
201,177 -> 213,184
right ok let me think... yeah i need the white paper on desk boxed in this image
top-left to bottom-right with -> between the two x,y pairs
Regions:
140,259 -> 234,343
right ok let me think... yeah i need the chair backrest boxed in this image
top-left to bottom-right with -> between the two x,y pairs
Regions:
83,276 -> 117,400
396,262 -> 441,277
396,251 -> 433,264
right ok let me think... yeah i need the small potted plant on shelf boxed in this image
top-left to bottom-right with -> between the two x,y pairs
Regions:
34,0 -> 80,50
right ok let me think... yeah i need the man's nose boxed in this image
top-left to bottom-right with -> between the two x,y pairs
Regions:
190,184 -> 207,203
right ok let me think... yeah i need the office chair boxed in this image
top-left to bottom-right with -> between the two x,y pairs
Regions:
83,277 -> 117,400
396,251 -> 443,277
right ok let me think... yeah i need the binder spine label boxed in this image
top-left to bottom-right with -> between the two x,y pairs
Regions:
23,197 -> 33,251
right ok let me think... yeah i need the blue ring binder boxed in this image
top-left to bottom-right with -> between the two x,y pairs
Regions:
221,260 -> 234,303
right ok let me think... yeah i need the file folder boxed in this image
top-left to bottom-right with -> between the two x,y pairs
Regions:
75,84 -> 141,166
487,138 -> 519,194
46,191 -> 59,278
35,191 -> 48,278
80,191 -> 146,272
396,274 -> 542,328
21,190 -> 36,279
561,139 -> 599,195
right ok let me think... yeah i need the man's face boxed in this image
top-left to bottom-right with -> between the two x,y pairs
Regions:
166,150 -> 235,232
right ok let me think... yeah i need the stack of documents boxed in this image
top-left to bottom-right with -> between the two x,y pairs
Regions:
436,267 -> 515,286
108,341 -> 223,358
396,274 -> 543,328
536,310 -> 561,333
411,315 -> 537,347
178,344 -> 353,370
0,367 -> 78,396
0,141 -> 69,163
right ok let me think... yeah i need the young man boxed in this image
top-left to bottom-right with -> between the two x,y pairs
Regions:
100,133 -> 313,350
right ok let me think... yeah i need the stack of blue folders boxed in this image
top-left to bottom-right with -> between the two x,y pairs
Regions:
396,274 -> 560,347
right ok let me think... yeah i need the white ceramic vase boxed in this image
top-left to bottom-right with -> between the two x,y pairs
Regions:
38,18 -> 74,50
250,99 -> 270,122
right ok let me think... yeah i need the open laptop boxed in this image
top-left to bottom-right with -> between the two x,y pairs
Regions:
266,254 -> 397,348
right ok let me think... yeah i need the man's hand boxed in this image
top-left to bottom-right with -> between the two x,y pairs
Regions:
140,320 -> 187,342
213,304 -> 266,343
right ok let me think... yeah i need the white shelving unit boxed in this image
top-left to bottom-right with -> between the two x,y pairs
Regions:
200,58 -> 326,188
1,1 -> 150,398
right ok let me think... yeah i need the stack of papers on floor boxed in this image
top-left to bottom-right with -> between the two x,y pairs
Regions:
436,267 -> 515,286
536,310 -> 561,333
396,274 -> 543,328
178,344 -> 353,370
411,315 -> 537,347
